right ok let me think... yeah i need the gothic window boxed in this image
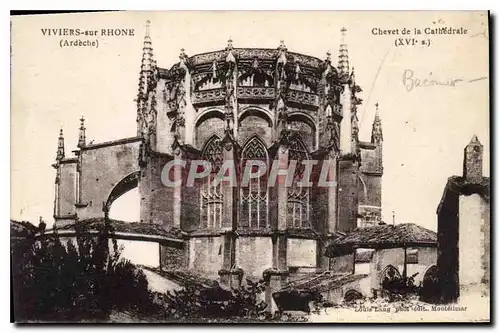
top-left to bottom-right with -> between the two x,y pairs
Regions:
240,136 -> 269,229
287,136 -> 311,229
200,135 -> 224,229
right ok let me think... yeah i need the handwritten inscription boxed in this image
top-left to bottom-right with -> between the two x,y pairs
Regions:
402,69 -> 487,92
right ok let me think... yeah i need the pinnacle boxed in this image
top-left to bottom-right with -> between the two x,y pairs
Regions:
374,103 -> 380,120
468,134 -> 481,145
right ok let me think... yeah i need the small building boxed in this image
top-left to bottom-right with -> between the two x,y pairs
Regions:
436,135 -> 490,302
273,223 -> 437,309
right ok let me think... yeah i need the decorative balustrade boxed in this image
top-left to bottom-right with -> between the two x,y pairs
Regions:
191,86 -> 319,107
286,89 -> 319,107
192,88 -> 226,105
236,86 -> 275,100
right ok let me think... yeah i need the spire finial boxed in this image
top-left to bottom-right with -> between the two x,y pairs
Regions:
145,20 -> 151,37
138,19 -> 154,100
277,40 -> 287,65
227,38 -> 233,49
56,127 -> 65,160
78,115 -> 86,148
340,27 -> 347,45
326,50 -> 331,61
371,103 -> 383,144
279,40 -> 286,50
338,27 -> 349,75
142,20 -> 152,47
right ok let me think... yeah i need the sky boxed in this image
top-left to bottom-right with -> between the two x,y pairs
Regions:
11,11 -> 489,231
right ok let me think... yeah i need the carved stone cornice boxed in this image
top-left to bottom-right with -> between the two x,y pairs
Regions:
236,86 -> 275,100
192,88 -> 226,105
185,48 -> 322,69
286,89 -> 319,107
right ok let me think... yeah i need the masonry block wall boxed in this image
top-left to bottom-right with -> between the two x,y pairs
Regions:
188,236 -> 223,278
55,160 -> 77,222
287,238 -> 317,267
160,245 -> 187,271
235,237 -> 273,279
459,194 -> 485,286
482,197 -> 490,286
77,139 -> 141,220
140,152 -> 174,227
310,158 -> 329,234
357,142 -> 382,226
181,164 -> 202,231
338,158 -> 359,232
154,77 -> 174,155
437,184 -> 460,302
330,253 -> 355,274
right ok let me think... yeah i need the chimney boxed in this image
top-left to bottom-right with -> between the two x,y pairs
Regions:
463,135 -> 483,183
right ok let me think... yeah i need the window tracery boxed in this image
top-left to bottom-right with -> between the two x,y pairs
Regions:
200,135 -> 224,229
240,136 -> 269,229
287,136 -> 311,228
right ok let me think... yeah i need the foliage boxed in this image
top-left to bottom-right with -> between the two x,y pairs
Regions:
382,272 -> 420,302
157,278 -> 267,320
11,221 -> 159,322
153,278 -> 306,322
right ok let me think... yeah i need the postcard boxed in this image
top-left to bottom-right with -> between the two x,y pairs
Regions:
10,11 -> 490,323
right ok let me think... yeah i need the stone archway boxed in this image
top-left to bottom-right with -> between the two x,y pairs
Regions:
104,171 -> 140,213
380,264 -> 401,290
344,289 -> 363,303
422,265 -> 438,286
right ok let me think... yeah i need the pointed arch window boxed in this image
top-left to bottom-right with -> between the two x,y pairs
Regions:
200,135 -> 224,229
287,135 -> 311,228
240,136 -> 269,229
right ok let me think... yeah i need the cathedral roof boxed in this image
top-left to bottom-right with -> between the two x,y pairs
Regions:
158,47 -> 325,80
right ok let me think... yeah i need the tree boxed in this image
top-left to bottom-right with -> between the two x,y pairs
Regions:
11,221 -> 158,322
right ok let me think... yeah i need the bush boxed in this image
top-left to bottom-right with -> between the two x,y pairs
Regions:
11,221 -> 159,322
381,273 -> 420,302
153,278 -> 307,322
156,278 -> 267,321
